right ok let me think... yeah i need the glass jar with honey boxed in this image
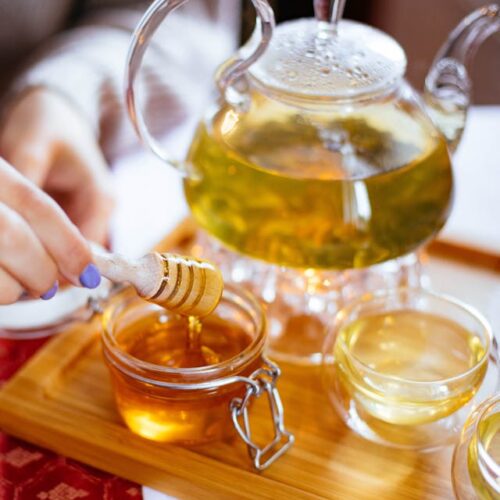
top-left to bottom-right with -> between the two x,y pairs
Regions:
322,288 -> 500,450
452,395 -> 500,499
101,285 -> 293,470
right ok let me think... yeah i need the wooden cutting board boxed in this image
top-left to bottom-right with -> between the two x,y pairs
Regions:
0,219 -> 498,499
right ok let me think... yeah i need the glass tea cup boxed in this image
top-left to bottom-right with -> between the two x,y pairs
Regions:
322,288 -> 499,450
452,395 -> 500,499
101,285 -> 293,470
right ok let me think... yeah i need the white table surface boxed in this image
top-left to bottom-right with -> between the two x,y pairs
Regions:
441,106 -> 500,255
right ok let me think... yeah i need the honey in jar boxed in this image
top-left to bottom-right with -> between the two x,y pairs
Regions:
101,286 -> 266,445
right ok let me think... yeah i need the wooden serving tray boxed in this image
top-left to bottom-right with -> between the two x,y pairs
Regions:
0,220 -> 498,499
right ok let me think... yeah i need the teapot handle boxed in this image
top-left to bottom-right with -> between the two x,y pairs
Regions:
125,0 -> 274,170
424,4 -> 499,150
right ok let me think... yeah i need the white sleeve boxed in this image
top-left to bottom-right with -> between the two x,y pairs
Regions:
11,2 -> 240,161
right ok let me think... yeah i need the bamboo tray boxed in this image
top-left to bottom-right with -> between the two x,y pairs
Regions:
0,220 -> 498,499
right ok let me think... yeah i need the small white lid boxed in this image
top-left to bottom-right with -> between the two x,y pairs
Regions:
0,281 -> 110,330
247,18 -> 407,103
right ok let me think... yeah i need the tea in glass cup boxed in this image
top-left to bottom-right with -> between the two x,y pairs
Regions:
322,288 -> 499,449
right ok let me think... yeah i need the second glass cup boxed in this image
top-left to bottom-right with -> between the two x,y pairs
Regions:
452,395 -> 500,499
322,288 -> 500,450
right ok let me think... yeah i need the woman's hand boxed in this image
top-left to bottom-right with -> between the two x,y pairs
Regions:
0,159 -> 101,304
0,87 -> 114,246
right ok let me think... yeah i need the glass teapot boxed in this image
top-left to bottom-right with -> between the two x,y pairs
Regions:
126,0 -> 498,270
125,0 -> 499,363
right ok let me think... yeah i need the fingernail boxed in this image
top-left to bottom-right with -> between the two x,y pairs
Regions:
79,263 -> 101,289
40,281 -> 59,300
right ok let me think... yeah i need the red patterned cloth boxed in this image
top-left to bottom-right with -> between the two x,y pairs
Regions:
0,338 -> 143,500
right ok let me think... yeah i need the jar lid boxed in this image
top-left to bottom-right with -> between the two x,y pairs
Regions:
246,18 -> 406,103
0,282 -> 109,332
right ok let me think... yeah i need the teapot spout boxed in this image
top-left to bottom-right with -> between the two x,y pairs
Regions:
424,4 -> 499,151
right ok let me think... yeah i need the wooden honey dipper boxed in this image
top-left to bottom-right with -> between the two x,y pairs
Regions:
92,247 -> 223,317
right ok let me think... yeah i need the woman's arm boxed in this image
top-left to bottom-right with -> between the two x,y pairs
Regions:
0,1 -> 239,250
7,1 -> 240,161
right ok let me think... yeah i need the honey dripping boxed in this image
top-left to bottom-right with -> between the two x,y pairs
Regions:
178,316 -> 220,367
121,313 -> 252,369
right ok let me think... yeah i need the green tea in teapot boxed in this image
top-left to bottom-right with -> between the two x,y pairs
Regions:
185,91 -> 453,270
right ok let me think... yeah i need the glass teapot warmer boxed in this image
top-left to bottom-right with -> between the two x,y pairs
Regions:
126,0 -> 500,364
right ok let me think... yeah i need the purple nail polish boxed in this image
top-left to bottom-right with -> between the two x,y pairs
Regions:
40,281 -> 59,300
79,263 -> 101,289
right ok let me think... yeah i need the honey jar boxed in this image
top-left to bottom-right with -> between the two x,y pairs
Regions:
322,288 -> 500,450
101,285 -> 293,470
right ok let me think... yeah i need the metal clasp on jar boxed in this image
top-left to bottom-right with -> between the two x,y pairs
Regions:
88,282 -> 125,315
103,341 -> 295,471
230,358 -> 295,471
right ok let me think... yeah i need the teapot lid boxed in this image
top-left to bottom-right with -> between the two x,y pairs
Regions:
246,18 -> 407,104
